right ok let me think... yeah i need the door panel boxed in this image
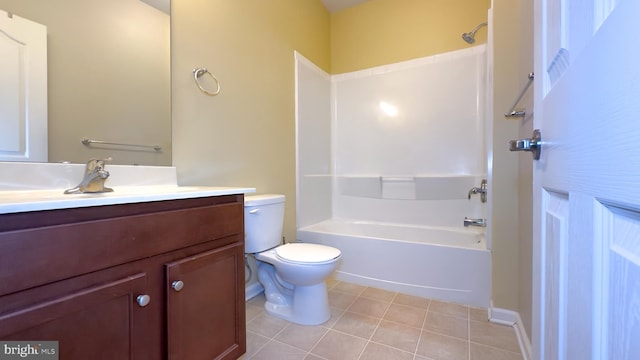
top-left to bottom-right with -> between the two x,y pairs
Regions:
595,204 -> 640,358
541,190 -> 568,359
534,0 -> 640,358
0,10 -> 47,162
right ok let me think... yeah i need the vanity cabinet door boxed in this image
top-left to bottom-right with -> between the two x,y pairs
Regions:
166,241 -> 246,360
0,272 -> 153,360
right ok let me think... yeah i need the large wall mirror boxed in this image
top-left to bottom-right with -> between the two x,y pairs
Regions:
0,0 -> 171,165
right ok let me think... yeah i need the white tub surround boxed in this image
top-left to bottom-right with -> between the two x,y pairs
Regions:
337,175 -> 487,201
295,47 -> 490,307
0,162 -> 255,214
298,219 -> 490,308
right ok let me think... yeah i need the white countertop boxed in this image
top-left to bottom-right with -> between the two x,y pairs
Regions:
0,162 -> 256,214
0,186 -> 255,214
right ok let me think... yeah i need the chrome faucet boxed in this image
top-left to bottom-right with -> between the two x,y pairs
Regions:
468,179 -> 487,203
64,158 -> 114,194
463,217 -> 486,227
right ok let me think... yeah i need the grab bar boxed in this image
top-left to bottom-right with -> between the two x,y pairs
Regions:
504,72 -> 534,119
82,138 -> 162,151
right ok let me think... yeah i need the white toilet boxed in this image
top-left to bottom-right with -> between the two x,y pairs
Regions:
244,194 -> 341,325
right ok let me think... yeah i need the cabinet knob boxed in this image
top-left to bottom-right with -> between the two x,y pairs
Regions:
136,294 -> 151,307
172,280 -> 185,292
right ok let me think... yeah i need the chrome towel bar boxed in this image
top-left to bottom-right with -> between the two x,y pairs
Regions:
504,72 -> 534,119
82,138 -> 162,151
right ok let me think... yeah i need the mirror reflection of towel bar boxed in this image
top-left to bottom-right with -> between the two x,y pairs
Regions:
82,138 -> 161,151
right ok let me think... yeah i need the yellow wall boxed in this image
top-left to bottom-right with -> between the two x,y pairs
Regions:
491,0 -> 533,336
171,0 -> 330,242
331,0 -> 491,73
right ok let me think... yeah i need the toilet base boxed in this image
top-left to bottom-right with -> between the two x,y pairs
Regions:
257,262 -> 331,325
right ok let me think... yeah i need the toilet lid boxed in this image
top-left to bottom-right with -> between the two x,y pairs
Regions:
275,243 -> 341,264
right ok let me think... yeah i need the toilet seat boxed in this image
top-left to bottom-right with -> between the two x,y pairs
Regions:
275,243 -> 341,265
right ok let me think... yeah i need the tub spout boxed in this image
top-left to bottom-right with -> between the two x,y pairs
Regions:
464,217 -> 486,227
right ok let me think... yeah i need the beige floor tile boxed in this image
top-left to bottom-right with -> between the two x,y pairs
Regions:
275,323 -> 329,351
469,320 -> 520,353
250,340 -> 308,360
469,307 -> 488,322
246,303 -> 265,322
393,293 -> 431,309
347,297 -> 390,318
371,320 -> 421,353
470,342 -> 523,360
328,290 -> 358,309
332,311 -> 380,339
429,300 -> 469,319
332,281 -> 367,295
326,277 -> 339,290
304,354 -> 325,360
324,306 -> 345,328
310,330 -> 368,360
361,287 -> 397,302
416,330 -> 469,360
383,303 -> 427,328
247,313 -> 289,338
424,311 -> 469,340
359,342 -> 414,360
243,282 -> 523,360
241,330 -> 271,359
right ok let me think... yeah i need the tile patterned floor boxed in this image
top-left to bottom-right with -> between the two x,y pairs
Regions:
240,279 -> 524,360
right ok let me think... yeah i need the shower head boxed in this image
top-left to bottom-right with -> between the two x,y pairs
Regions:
462,32 -> 476,44
462,22 -> 488,44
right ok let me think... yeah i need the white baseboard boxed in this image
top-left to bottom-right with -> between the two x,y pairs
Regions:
514,313 -> 533,360
488,305 -> 517,326
490,303 -> 532,360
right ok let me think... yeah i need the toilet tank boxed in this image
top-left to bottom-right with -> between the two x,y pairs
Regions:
244,194 -> 285,253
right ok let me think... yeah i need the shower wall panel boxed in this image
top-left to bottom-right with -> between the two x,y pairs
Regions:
331,46 -> 487,227
295,53 -> 332,228
295,46 -> 487,229
333,46 -> 486,177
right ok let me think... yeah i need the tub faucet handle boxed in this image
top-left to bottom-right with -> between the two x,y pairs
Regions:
468,179 -> 487,203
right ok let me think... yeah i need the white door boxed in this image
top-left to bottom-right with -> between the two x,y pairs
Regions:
532,0 -> 640,359
0,10 -> 47,162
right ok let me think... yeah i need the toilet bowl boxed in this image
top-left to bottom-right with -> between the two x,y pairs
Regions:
245,194 -> 341,325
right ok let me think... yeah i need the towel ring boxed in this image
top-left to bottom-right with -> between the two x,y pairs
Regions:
193,67 -> 221,96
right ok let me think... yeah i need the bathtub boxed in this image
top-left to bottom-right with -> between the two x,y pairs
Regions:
297,219 -> 491,308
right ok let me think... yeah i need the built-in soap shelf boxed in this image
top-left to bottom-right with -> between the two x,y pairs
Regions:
336,175 -> 487,200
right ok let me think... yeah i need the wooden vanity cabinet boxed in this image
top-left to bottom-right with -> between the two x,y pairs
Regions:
166,243 -> 245,359
0,195 -> 246,360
